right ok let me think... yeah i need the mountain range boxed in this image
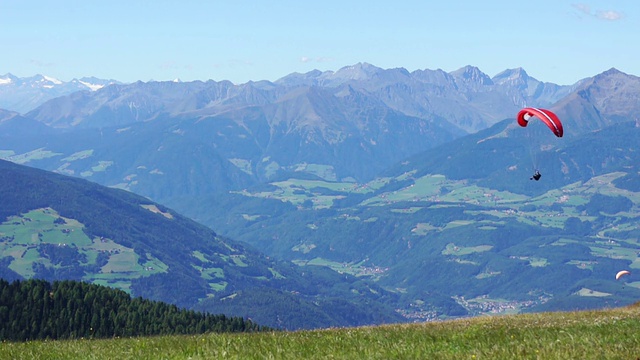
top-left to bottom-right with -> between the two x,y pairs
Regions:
1,63 -> 639,326
0,73 -> 120,114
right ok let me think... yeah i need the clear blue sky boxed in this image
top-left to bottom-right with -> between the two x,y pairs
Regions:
1,0 -> 637,85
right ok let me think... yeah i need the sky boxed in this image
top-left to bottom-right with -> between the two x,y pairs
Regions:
1,0 -> 638,85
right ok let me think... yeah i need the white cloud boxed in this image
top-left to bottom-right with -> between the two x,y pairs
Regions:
571,3 -> 624,21
596,10 -> 624,21
572,3 -> 590,16
29,59 -> 54,67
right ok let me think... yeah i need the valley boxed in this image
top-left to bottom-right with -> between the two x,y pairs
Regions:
1,65 -> 640,328
204,167 -> 640,319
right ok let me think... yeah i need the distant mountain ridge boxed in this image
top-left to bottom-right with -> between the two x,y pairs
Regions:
4,63 -> 581,132
1,65 -> 636,190
0,63 -> 597,187
274,63 -> 580,132
0,65 -> 637,219
551,68 -> 640,135
0,73 -> 120,114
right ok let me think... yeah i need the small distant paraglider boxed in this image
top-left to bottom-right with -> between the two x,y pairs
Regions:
616,270 -> 631,280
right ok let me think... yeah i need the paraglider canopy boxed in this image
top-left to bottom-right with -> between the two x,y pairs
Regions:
616,270 -> 631,280
517,107 -> 564,138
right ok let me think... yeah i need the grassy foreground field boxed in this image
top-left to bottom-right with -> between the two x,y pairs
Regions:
3,304 -> 640,359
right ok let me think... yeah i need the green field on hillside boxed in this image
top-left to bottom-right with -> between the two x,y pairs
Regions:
221,169 -> 640,320
0,207 -> 168,290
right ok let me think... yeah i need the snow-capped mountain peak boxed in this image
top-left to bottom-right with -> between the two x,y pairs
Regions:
0,74 -> 121,113
42,75 -> 63,85
0,73 -> 17,85
77,80 -> 104,91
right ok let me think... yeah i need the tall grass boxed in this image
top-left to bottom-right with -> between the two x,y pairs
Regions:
3,304 -> 640,359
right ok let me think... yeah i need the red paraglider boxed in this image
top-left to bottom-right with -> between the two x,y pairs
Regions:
516,107 -> 563,138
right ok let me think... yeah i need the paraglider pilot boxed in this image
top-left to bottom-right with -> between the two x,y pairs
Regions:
530,170 -> 541,181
